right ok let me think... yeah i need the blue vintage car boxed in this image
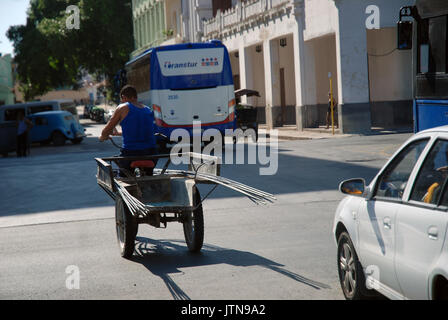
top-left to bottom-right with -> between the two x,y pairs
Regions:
29,111 -> 86,146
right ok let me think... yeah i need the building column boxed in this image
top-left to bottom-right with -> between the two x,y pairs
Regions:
146,11 -> 150,45
238,46 -> 254,105
181,0 -> 190,41
133,20 -> 138,49
263,39 -> 281,129
292,2 -> 306,131
151,7 -> 156,44
334,0 -> 371,134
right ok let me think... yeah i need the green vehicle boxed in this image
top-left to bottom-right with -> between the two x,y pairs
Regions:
90,106 -> 106,123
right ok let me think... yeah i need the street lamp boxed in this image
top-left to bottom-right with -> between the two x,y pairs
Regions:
328,72 -> 335,135
280,38 -> 287,47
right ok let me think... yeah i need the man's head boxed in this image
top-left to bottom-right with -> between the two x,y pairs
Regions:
120,85 -> 138,103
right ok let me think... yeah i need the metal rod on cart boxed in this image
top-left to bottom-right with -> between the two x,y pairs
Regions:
200,173 -> 276,200
155,169 -> 276,204
157,169 -> 268,204
115,182 -> 150,217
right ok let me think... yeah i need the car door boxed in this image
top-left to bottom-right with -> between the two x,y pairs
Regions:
30,116 -> 50,142
394,138 -> 448,299
357,138 -> 431,298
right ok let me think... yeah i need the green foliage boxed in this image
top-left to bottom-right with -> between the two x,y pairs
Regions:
7,0 -> 133,100
163,29 -> 174,38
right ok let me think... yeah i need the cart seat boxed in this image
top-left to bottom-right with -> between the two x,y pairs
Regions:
131,160 -> 155,169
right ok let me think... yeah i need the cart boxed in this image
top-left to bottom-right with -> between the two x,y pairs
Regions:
235,89 -> 261,142
95,152 -> 275,259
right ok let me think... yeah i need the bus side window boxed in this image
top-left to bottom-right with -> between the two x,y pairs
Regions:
4,109 -> 25,121
429,15 -> 447,73
127,54 -> 150,94
418,18 -> 429,74
418,16 -> 447,73
29,105 -> 53,115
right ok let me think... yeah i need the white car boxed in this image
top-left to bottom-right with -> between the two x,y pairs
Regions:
333,126 -> 448,300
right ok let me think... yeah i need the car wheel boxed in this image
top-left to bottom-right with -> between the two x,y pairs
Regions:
337,232 -> 372,300
52,131 -> 66,146
72,138 -> 83,145
40,140 -> 51,146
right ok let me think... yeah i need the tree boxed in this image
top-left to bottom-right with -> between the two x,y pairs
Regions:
7,0 -> 133,101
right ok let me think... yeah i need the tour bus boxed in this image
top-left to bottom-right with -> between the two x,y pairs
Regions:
124,40 -> 236,143
397,0 -> 448,132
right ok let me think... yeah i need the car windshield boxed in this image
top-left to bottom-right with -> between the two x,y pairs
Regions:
375,139 -> 430,199
60,102 -> 77,116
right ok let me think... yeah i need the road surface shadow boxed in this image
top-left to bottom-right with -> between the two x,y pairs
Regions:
0,143 -> 384,216
131,237 -> 331,300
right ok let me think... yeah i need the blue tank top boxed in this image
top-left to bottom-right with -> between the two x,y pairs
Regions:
121,103 -> 156,150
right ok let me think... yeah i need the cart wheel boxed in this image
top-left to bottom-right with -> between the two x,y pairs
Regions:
115,197 -> 138,259
183,187 -> 204,253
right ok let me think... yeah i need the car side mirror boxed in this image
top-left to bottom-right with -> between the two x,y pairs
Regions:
339,178 -> 366,197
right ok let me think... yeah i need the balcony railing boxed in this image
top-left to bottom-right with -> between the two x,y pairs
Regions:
203,0 -> 291,38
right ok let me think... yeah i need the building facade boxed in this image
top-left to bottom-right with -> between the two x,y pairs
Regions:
202,0 -> 415,133
131,0 -> 166,57
131,0 -> 213,58
0,54 -> 14,106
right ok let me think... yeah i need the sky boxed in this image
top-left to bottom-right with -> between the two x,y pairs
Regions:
0,0 -> 31,56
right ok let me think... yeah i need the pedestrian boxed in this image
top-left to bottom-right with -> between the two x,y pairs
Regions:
326,93 -> 338,129
16,110 -> 33,157
99,85 -> 158,176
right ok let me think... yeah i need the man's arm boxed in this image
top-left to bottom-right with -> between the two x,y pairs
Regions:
99,105 -> 128,142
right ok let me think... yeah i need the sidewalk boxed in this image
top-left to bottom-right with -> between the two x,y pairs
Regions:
259,124 -> 352,141
259,124 -> 413,141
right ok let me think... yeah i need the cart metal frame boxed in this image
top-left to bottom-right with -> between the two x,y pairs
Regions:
96,152 -> 220,258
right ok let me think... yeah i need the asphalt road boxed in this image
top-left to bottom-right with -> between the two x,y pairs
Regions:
0,118 -> 412,300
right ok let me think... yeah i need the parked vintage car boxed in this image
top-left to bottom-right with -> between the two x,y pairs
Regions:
333,126 -> 448,300
0,100 -> 85,156
28,111 -> 86,146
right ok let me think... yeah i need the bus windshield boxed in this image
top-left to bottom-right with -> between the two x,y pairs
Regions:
150,45 -> 233,91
